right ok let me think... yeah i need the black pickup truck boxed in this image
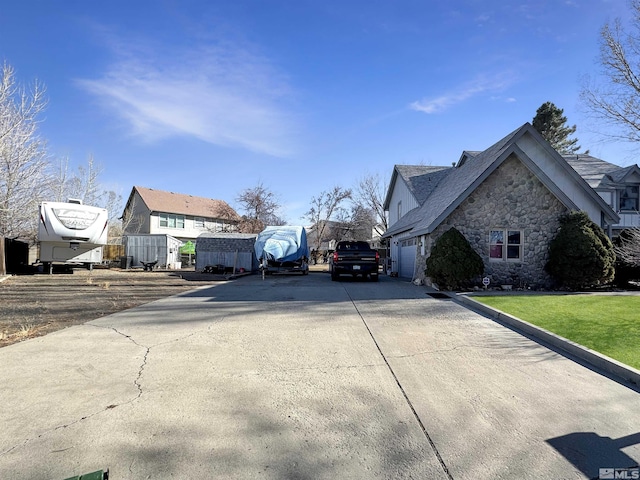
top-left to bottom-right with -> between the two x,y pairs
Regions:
329,241 -> 380,282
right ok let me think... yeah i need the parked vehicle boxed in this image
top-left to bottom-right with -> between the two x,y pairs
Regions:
254,226 -> 309,278
38,199 -> 108,273
330,241 -> 380,281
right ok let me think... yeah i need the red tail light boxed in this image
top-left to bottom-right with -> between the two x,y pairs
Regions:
375,251 -> 380,262
333,251 -> 338,263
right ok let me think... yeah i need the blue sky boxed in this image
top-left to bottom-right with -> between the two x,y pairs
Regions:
0,0 -> 633,223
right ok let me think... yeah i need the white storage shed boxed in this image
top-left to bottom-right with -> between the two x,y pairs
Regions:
123,234 -> 183,269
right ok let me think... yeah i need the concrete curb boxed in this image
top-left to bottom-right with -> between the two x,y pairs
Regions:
455,293 -> 640,388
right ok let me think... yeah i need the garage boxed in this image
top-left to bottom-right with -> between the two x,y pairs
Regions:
398,237 -> 417,279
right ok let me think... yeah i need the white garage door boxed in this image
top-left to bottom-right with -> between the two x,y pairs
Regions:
399,238 -> 417,279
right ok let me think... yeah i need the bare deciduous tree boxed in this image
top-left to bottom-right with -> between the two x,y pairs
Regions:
52,155 -> 112,205
581,2 -> 640,143
206,201 -> 241,233
615,227 -> 640,266
236,182 -> 285,233
355,173 -> 389,231
306,186 -> 352,252
0,63 -> 48,242
119,194 -> 146,237
334,203 -> 375,242
68,155 -> 102,205
51,155 -> 123,239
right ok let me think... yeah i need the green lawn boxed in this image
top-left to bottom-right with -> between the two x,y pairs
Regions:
473,295 -> 640,370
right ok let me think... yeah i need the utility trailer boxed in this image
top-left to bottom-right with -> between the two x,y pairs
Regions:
254,226 -> 309,278
38,199 -> 108,274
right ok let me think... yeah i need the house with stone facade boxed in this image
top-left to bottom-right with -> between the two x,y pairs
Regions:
382,123 -> 620,288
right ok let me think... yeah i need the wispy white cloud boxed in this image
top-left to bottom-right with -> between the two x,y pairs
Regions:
409,73 -> 517,114
475,13 -> 491,25
76,35 -> 298,157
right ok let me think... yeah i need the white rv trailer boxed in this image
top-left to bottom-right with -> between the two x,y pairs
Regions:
38,199 -> 108,273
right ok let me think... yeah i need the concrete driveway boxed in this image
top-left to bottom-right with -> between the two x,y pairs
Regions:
0,273 -> 638,479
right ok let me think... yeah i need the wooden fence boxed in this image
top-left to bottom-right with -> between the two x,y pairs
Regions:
103,244 -> 125,261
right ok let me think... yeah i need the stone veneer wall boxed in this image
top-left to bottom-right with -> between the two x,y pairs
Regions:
416,155 -> 568,289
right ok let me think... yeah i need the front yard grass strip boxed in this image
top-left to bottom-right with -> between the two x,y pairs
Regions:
473,295 -> 640,370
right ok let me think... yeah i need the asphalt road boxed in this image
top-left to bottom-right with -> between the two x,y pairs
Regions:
0,273 -> 638,479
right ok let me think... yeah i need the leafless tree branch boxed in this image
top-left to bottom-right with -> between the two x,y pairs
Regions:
615,227 -> 640,265
581,3 -> 640,143
305,186 -> 352,252
0,63 -> 49,242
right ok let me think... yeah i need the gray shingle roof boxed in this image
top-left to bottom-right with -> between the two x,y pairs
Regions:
383,205 -> 424,237
564,154 -> 640,189
610,164 -> 640,183
405,124 -> 526,236
394,165 -> 452,205
384,123 -> 620,239
563,154 -> 620,188
197,232 -> 257,240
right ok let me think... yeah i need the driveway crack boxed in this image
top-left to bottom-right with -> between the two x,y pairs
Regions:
100,325 -> 149,401
345,288 -> 455,480
1,325 -> 150,458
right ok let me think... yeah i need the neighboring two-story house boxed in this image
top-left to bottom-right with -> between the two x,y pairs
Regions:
564,155 -> 640,235
382,123 -> 621,288
122,186 -> 241,243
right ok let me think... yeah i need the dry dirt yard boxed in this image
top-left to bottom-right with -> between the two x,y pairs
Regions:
0,268 -> 225,348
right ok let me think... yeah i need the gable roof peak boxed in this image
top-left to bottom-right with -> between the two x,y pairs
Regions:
127,186 -> 240,221
385,122 -> 618,238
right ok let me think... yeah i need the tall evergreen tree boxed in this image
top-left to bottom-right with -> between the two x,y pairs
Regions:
532,102 -> 582,154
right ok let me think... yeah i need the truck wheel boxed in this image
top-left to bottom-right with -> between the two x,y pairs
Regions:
370,273 -> 379,282
331,271 -> 338,281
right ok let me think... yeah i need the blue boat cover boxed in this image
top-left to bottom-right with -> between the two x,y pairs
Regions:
254,226 -> 309,263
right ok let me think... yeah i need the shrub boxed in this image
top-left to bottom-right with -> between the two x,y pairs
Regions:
425,227 -> 484,290
545,211 -> 615,290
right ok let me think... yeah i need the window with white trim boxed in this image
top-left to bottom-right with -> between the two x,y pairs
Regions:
620,186 -> 639,211
159,213 -> 185,229
489,229 -> 522,262
194,217 -> 205,228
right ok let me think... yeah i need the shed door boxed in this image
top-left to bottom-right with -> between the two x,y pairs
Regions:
399,238 -> 416,279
